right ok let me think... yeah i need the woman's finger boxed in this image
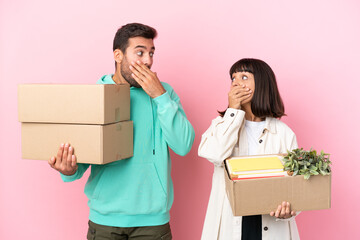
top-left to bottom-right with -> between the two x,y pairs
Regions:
236,92 -> 252,102
275,204 -> 282,218
285,202 -> 291,217
280,202 -> 287,218
230,88 -> 251,99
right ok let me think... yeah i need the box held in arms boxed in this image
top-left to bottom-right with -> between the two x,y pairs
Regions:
21,121 -> 133,164
224,155 -> 331,216
18,84 -> 130,124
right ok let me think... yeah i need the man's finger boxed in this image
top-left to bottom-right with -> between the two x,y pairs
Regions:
56,143 -> 64,167
71,155 -> 77,168
66,146 -> 73,169
131,73 -> 145,87
48,157 -> 56,168
131,61 -> 150,79
130,66 -> 146,82
135,60 -> 153,75
62,143 -> 69,163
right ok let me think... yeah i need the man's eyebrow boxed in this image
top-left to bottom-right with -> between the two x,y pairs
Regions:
134,45 -> 155,51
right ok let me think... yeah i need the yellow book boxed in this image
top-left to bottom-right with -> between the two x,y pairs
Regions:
226,156 -> 284,174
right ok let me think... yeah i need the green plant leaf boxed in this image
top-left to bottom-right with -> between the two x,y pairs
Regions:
323,163 -> 328,169
284,162 -> 291,168
284,147 -> 332,179
310,165 -> 317,170
319,169 -> 327,175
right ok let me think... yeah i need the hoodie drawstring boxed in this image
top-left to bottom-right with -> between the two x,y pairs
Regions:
149,96 -> 155,155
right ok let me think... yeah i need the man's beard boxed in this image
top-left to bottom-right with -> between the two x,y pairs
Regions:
120,59 -> 142,88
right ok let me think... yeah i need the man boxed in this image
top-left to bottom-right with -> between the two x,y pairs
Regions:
48,23 -> 195,240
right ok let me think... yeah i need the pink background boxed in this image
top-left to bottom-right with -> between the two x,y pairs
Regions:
1,0 -> 359,239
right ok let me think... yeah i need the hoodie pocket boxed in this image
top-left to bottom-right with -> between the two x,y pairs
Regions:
89,162 -> 168,215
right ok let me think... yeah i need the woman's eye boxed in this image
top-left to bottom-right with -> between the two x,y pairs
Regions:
232,78 -> 235,82
242,76 -> 248,80
136,51 -> 143,56
150,52 -> 154,57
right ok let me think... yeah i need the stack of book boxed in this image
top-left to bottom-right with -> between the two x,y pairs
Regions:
225,155 -> 287,180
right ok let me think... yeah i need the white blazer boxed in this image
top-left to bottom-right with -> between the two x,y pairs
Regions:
198,108 -> 300,240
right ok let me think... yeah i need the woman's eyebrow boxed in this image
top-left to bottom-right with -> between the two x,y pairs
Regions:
239,69 -> 253,74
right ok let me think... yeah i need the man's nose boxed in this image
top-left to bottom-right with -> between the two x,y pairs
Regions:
142,54 -> 153,68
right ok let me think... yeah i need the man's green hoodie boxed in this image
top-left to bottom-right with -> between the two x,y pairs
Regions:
61,74 -> 195,227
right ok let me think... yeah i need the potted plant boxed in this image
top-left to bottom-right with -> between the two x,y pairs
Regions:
283,148 -> 332,179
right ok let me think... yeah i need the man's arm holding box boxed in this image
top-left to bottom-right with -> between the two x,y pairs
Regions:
48,143 -> 89,182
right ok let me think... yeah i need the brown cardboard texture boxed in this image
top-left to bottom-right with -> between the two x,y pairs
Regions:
18,84 -> 130,124
224,167 -> 331,216
21,121 -> 133,164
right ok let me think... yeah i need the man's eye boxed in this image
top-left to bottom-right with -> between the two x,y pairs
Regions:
242,76 -> 248,80
232,78 -> 235,82
136,51 -> 143,56
150,52 -> 154,57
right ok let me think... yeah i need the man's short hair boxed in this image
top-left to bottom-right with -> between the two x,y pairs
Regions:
113,23 -> 157,53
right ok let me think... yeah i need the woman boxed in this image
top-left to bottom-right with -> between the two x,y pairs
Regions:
198,58 -> 300,240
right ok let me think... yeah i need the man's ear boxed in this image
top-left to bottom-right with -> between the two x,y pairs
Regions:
114,49 -> 123,64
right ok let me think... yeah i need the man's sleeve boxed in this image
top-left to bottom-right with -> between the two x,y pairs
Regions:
152,85 -> 195,156
60,164 -> 90,182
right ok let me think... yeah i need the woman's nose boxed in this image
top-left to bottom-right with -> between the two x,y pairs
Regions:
234,78 -> 244,85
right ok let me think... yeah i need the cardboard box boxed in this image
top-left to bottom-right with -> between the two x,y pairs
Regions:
18,84 -> 130,124
224,166 -> 331,216
21,121 -> 133,164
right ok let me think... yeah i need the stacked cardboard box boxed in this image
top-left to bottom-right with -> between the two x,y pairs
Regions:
224,154 -> 331,216
18,84 -> 133,164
